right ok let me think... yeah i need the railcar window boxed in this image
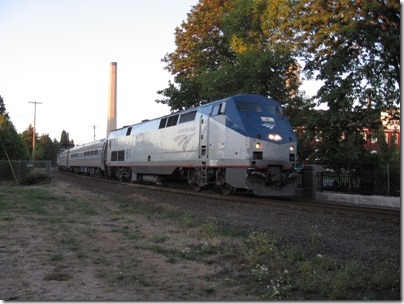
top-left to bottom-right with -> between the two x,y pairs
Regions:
126,127 -> 132,136
111,151 -> 117,161
159,117 -> 167,129
179,111 -> 196,123
212,103 -> 225,116
236,102 -> 262,112
166,114 -> 179,127
212,105 -> 219,116
118,150 -> 125,161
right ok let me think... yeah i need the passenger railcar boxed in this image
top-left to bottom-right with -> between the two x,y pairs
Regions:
57,149 -> 69,170
58,94 -> 298,196
57,139 -> 106,175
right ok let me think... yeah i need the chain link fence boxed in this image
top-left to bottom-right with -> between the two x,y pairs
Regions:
0,160 -> 52,183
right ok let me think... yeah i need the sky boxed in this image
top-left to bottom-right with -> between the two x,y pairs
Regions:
0,0 -> 321,146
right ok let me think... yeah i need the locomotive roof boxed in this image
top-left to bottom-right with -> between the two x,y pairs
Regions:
108,94 -> 281,138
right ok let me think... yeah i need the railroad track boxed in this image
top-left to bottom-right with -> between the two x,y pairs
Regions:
55,171 -> 400,223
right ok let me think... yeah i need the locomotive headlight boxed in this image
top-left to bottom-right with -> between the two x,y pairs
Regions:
268,134 -> 282,141
255,143 -> 262,150
289,145 -> 295,152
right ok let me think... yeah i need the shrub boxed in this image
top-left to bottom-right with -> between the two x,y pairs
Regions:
20,171 -> 50,185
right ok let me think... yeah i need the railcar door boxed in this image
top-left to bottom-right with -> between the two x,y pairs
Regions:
198,114 -> 209,158
66,149 -> 70,168
101,140 -> 108,171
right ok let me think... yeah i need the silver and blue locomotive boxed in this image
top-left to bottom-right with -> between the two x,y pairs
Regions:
58,94 -> 298,196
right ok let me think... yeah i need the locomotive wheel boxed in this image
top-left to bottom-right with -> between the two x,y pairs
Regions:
192,184 -> 202,192
190,171 -> 202,192
220,176 -> 234,195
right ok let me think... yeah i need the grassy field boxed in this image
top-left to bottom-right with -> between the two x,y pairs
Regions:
0,180 -> 400,300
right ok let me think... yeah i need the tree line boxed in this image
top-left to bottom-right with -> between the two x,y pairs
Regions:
1,0 -> 399,170
0,95 -> 74,165
157,0 -> 400,170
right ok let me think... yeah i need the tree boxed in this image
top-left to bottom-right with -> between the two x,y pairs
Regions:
285,0 -> 400,112
38,134 -> 59,165
254,0 -> 400,167
162,0 -> 233,80
157,0 -> 304,114
0,98 -> 29,160
0,95 -> 9,119
60,130 -> 74,149
159,0 -> 400,169
21,124 -> 36,156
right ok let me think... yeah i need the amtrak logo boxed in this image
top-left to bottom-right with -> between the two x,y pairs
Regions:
174,133 -> 196,151
262,123 -> 276,129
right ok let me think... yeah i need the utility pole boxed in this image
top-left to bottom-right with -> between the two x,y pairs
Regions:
91,125 -> 97,141
29,101 -> 42,163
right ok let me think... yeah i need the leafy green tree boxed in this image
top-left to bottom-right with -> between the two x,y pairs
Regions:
157,78 -> 204,111
162,0 -> 233,80
159,0 -> 400,169
373,126 -> 400,166
60,130 -> 74,149
38,134 -> 59,164
21,124 -> 36,157
0,98 -> 29,160
0,95 -> 9,119
157,0 -> 303,113
260,0 -> 400,167
198,49 -> 298,102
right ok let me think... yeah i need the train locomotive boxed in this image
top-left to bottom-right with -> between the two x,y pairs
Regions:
57,94 -> 298,196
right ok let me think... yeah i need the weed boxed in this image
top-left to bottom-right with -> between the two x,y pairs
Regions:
204,284 -> 215,294
191,222 -> 219,238
310,225 -> 319,252
151,235 -> 168,243
243,231 -> 279,266
60,237 -> 81,252
2,215 -> 15,221
44,272 -> 71,281
79,205 -> 98,216
119,226 -> 142,240
51,254 -> 64,262
180,213 -> 200,227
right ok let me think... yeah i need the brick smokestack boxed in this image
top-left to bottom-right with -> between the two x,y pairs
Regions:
107,62 -> 117,137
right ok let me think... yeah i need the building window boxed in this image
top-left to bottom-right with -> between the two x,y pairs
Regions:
371,134 -> 377,144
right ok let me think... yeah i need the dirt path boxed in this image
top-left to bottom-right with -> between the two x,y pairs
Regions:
0,180 -> 251,300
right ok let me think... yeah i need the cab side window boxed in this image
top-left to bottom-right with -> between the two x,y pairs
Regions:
211,102 -> 226,116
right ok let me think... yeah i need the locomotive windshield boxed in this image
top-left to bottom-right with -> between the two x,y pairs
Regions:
236,102 -> 285,116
